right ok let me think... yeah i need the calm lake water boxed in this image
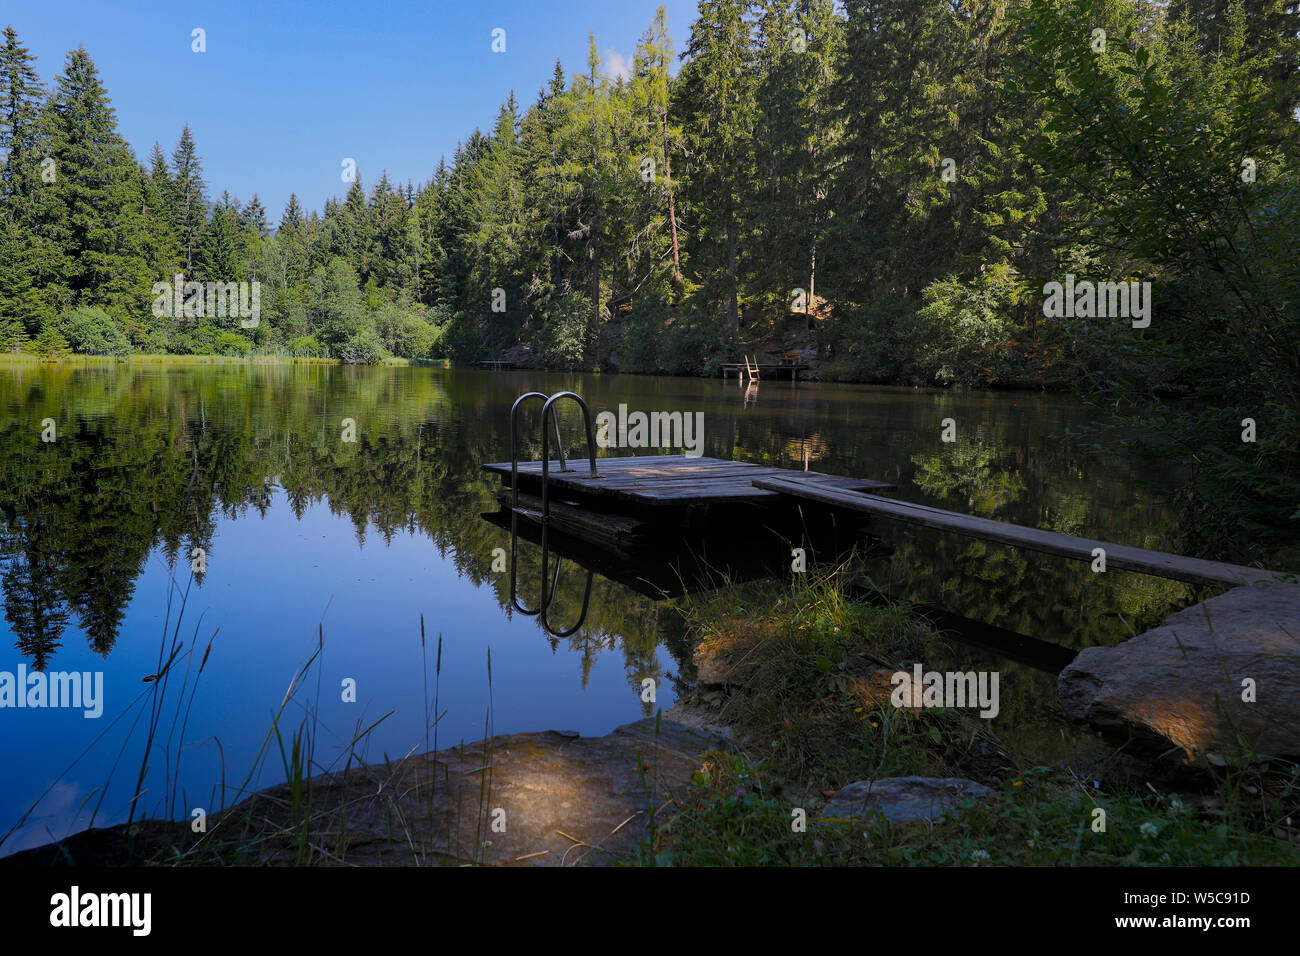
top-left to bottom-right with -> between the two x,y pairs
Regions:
0,363 -> 1195,855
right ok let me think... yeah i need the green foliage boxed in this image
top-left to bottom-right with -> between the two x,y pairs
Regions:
832,297 -> 918,383
57,306 -> 131,356
660,310 -> 733,377
30,322 -> 71,358
649,759 -> 1300,866
336,326 -> 387,365
435,312 -> 483,364
537,292 -> 592,370
1011,0 -> 1300,560
373,303 -> 438,359
913,267 -> 1041,387
614,308 -> 667,373
0,314 -> 28,353
285,334 -> 323,358
213,330 -> 252,357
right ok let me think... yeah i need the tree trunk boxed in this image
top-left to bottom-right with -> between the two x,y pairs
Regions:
663,123 -> 681,294
807,237 -> 816,331
727,216 -> 739,333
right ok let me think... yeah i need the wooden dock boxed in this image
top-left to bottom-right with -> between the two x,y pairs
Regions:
483,454 -> 895,507
753,476 -> 1287,589
719,362 -> 806,381
483,452 -> 1287,589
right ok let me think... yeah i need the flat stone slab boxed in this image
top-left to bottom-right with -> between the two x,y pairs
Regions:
820,777 -> 993,824
3,718 -> 725,867
1059,581 -> 1300,766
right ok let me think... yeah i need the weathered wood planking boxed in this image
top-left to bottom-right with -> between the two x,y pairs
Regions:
483,455 -> 895,507
494,488 -> 651,552
753,476 -> 1289,589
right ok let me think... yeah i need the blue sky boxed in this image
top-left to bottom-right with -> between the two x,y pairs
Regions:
6,0 -> 701,220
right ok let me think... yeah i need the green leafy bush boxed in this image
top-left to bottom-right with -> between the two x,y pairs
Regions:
537,292 -> 592,370
336,326 -> 386,364
285,335 -> 323,357
58,306 -> 132,356
834,298 -> 918,383
660,311 -> 731,376
913,269 -> 1030,386
373,303 -> 438,358
436,311 -> 484,363
213,331 -> 252,356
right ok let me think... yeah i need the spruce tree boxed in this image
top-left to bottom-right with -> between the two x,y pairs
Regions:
170,123 -> 206,273
44,47 -> 151,328
0,26 -> 53,333
141,141 -> 180,299
197,190 -> 246,295
678,0 -> 756,333
0,25 -> 44,200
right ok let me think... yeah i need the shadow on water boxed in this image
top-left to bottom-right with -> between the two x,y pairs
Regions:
490,500 -> 1076,673
0,362 -> 1208,847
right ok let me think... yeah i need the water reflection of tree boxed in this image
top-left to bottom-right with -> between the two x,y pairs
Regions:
0,365 -> 1193,683
911,440 -> 1027,516
0,524 -> 70,671
0,366 -> 678,697
487,534 -> 669,703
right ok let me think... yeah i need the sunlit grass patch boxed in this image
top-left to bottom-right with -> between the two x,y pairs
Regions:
685,561 -> 995,788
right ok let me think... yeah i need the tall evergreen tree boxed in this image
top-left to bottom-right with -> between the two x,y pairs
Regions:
43,47 -> 151,326
0,26 -> 55,332
141,141 -> 180,281
678,0 -> 756,332
170,123 -> 206,273
0,25 -> 44,199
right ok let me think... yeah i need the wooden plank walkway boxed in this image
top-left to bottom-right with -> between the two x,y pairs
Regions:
753,476 -> 1288,589
482,454 -> 895,507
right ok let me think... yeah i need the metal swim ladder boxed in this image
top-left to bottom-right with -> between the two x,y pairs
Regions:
508,390 -> 601,527
506,391 -> 601,637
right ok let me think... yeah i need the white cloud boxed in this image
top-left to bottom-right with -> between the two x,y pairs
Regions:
604,48 -> 632,82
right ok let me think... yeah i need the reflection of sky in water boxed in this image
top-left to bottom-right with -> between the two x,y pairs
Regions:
1,491 -> 676,856
0,366 -> 1191,857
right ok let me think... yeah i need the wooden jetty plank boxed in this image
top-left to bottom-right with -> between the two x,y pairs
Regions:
484,456 -> 895,506
494,489 -> 652,552
504,455 -> 754,476
498,455 -> 889,482
753,476 -> 1287,589
536,466 -> 783,485
487,456 -> 894,484
621,474 -> 891,501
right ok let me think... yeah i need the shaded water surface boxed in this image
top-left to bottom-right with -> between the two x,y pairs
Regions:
0,364 -> 1194,854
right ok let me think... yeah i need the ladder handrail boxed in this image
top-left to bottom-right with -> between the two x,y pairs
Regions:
508,514 -> 557,617
539,391 -> 600,534
507,389 -> 601,632
540,561 -> 594,639
506,517 -> 593,638
510,391 -> 571,516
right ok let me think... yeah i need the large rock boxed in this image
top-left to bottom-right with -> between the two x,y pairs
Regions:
1059,581 -> 1300,767
3,718 -> 724,867
820,777 -> 993,824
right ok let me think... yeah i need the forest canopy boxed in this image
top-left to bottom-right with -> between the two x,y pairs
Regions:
0,0 -> 1294,390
